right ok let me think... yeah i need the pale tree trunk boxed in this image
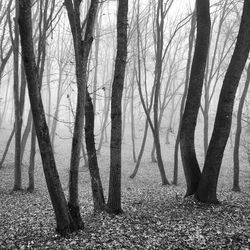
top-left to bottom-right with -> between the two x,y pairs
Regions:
0,74 -> 11,128
20,110 -> 32,163
46,56 -> 52,130
130,1 -> 152,178
50,64 -> 63,150
12,1 -> 22,191
107,0 -> 128,214
0,126 -> 15,168
196,0 -> 250,203
130,70 -> 137,163
97,57 -> 114,154
92,9 -> 102,114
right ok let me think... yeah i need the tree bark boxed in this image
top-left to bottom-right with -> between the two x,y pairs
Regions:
107,0 -> 128,214
27,123 -> 36,192
232,63 -> 250,192
85,90 -> 105,211
65,0 -> 98,228
180,0 -> 211,196
20,110 -> 32,164
0,125 -> 15,168
195,0 -> 250,203
19,0 -> 73,235
12,0 -> 22,191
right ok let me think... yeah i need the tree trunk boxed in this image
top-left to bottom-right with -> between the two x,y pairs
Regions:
195,0 -> 250,203
130,70 -> 137,163
27,123 -> 36,192
106,0 -> 128,214
13,0 -> 22,191
20,110 -> 32,164
19,0 -> 73,235
65,0 -> 98,228
130,120 -> 149,179
180,0 -> 211,196
232,64 -> 250,192
0,125 -> 15,168
85,90 -> 105,211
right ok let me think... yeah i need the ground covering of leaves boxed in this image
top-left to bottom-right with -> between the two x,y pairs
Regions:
1,160 -> 250,250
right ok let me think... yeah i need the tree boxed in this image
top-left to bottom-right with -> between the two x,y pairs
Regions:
180,0 -> 211,196
8,0 -> 23,191
195,0 -> 250,203
65,0 -> 104,221
106,0 -> 128,214
19,0 -> 74,235
232,63 -> 250,192
173,12 -> 195,185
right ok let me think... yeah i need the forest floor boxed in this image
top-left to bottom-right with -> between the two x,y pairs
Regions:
0,126 -> 250,249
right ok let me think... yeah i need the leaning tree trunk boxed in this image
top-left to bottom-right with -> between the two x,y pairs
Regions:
0,126 -> 15,168
106,0 -> 128,215
195,0 -> 250,203
19,0 -> 73,235
173,13 -> 196,185
65,0 -> 98,228
232,63 -> 250,192
180,0 -> 211,196
20,110 -> 32,164
85,90 -> 105,211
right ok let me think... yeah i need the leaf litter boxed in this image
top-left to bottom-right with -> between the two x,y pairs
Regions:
0,162 -> 250,250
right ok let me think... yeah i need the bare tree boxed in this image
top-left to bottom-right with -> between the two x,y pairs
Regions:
19,0 -> 74,235
180,0 -> 211,196
106,0 -> 128,214
196,0 -> 250,203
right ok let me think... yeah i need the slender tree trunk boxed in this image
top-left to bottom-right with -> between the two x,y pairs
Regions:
50,67 -> 63,150
0,125 -> 15,168
203,97 -> 209,156
232,64 -> 250,191
27,123 -> 36,192
46,57 -> 52,130
19,0 -> 73,235
130,70 -> 137,163
195,0 -> 250,203
85,90 -> 105,211
65,0 -> 98,228
106,0 -> 128,214
20,110 -> 32,163
130,120 -> 149,179
13,0 -> 22,191
180,0 -> 211,196
97,77 -> 113,154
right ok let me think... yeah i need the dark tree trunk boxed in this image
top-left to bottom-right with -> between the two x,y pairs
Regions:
65,0 -> 98,228
19,0 -> 73,235
232,64 -> 250,192
85,90 -> 105,211
106,0 -> 128,214
27,123 -> 36,193
195,0 -> 250,203
180,0 -> 211,196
